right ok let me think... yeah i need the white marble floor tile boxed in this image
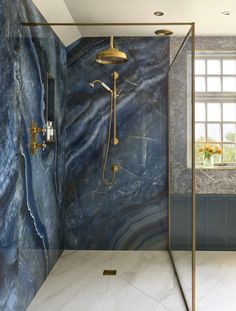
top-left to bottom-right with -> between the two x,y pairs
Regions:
27,251 -> 114,311
27,251 -> 185,311
196,251 -> 236,311
61,276 -> 168,311
170,251 -> 192,308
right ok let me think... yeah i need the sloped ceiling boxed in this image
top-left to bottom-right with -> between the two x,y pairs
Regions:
32,0 -> 236,46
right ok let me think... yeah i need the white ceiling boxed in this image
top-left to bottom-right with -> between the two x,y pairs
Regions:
32,0 -> 236,46
32,0 -> 81,46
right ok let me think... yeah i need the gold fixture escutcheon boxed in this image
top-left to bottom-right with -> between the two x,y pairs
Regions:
30,121 -> 46,155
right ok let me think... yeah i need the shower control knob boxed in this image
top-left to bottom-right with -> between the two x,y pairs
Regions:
111,137 -> 119,145
42,126 -> 47,136
111,164 -> 119,173
42,141 -> 46,151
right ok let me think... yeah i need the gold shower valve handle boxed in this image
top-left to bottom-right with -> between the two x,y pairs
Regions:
30,121 -> 47,155
111,164 -> 119,173
39,141 -> 47,151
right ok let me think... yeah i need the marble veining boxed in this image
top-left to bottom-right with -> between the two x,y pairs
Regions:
27,251 -> 185,311
0,0 -> 66,310
21,118 -> 49,273
64,37 -> 169,250
27,250 -> 236,311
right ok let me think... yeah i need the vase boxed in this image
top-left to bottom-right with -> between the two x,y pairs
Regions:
203,156 -> 214,167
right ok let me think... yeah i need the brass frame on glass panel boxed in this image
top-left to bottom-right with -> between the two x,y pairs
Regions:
192,23 -> 196,311
22,21 -> 196,311
167,23 -> 195,311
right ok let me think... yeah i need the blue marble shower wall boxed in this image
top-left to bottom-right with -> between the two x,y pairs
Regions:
0,0 -> 66,310
1,1 -> 170,308
64,37 -> 170,250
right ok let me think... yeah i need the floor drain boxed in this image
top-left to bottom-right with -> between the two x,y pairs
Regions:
103,270 -> 117,276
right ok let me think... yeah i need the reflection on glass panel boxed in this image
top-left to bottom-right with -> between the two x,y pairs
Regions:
223,144 -> 236,162
195,103 -> 205,121
195,144 -> 203,163
207,59 -> 221,75
195,59 -> 205,75
213,151 -> 221,163
223,103 -> 236,121
207,103 -> 221,121
207,123 -> 221,141
207,77 -> 221,92
223,124 -> 236,142
170,32 -> 193,311
223,77 -> 236,91
223,60 -> 236,75
195,77 -> 206,92
195,123 -> 205,141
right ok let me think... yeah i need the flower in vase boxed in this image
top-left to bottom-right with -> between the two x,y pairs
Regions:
198,144 -> 222,166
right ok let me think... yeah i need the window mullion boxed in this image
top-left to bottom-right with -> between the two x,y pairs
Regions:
205,101 -> 207,142
220,101 -> 223,163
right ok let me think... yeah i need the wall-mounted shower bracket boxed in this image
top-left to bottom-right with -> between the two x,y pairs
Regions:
30,121 -> 46,155
44,121 -> 56,143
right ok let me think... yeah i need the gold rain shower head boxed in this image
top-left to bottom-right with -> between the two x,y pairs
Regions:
96,36 -> 128,64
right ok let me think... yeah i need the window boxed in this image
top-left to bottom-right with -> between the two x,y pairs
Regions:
195,53 -> 236,166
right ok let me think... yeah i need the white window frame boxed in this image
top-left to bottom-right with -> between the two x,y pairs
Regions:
188,51 -> 236,168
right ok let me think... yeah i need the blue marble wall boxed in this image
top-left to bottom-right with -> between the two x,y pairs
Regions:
0,0 -> 66,310
0,1 -> 21,309
64,37 -> 169,250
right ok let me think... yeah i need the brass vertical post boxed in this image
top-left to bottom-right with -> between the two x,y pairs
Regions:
191,22 -> 196,311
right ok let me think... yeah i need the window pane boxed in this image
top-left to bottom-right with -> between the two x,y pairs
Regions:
195,123 -> 205,141
207,103 -> 221,121
195,144 -> 204,164
207,77 -> 221,91
223,103 -> 236,121
207,124 -> 221,141
195,60 -> 205,75
207,60 -> 221,75
223,144 -> 236,162
195,103 -> 205,121
213,151 -> 221,164
195,77 -> 206,92
223,60 -> 236,75
223,77 -> 236,91
223,124 -> 236,142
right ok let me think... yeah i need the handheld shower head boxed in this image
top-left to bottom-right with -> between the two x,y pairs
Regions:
89,80 -> 112,93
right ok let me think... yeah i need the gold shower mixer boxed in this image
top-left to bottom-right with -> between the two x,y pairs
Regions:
30,121 -> 46,155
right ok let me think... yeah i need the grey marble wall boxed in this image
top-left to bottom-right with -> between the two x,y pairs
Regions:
64,37 -> 169,250
170,37 -> 236,194
0,0 -> 66,310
